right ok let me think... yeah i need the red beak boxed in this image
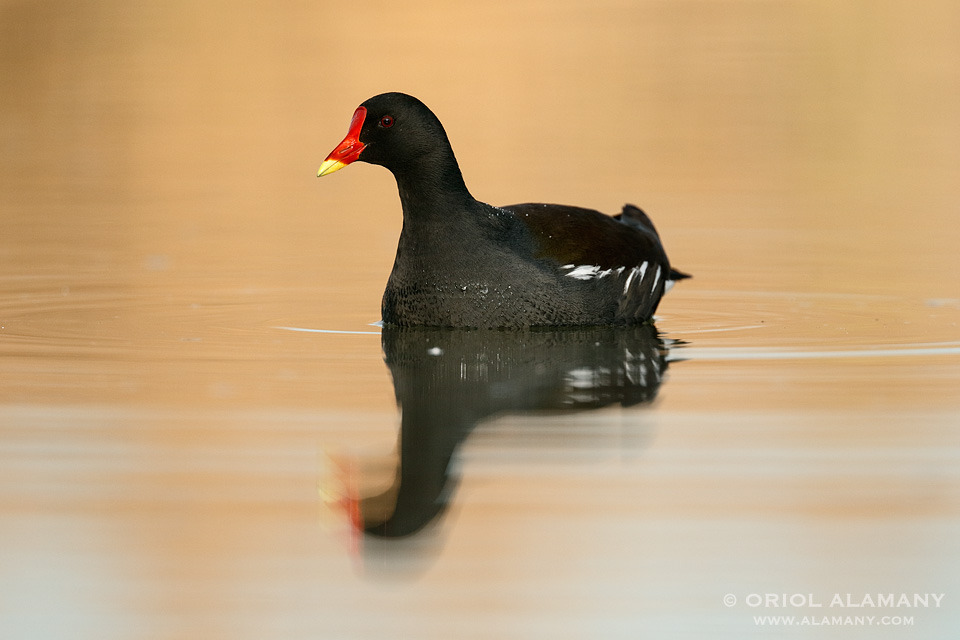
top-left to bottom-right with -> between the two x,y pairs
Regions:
317,106 -> 367,176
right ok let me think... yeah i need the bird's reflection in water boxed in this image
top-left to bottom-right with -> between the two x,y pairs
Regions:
324,324 -> 673,544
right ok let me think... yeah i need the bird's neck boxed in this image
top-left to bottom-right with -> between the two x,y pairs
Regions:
392,150 -> 476,230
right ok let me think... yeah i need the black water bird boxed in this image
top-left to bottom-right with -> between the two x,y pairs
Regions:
318,92 -> 689,328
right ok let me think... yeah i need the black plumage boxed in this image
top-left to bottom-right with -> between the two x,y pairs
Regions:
318,92 -> 689,328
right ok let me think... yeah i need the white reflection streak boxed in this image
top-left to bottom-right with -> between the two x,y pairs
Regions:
273,326 -> 381,335
679,324 -> 768,333
669,345 -> 960,362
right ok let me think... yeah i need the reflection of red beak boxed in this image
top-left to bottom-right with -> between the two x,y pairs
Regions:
317,106 -> 367,176
319,453 -> 364,556
340,468 -> 363,556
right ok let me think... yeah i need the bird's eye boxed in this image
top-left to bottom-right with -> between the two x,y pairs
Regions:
379,115 -> 394,128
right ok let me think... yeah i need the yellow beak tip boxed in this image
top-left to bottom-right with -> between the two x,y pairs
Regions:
317,159 -> 346,177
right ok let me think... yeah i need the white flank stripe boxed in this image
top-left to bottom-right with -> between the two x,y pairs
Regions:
563,265 -> 622,280
566,262 -> 658,286
565,265 -> 602,280
622,268 -> 637,294
623,261 -> 649,296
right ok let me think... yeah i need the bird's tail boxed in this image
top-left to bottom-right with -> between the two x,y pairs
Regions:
614,204 -> 661,239
617,204 -> 692,280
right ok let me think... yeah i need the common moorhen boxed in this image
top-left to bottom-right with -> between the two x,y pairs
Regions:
318,92 -> 689,328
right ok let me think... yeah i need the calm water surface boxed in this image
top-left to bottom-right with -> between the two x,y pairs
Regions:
2,2 -> 959,639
